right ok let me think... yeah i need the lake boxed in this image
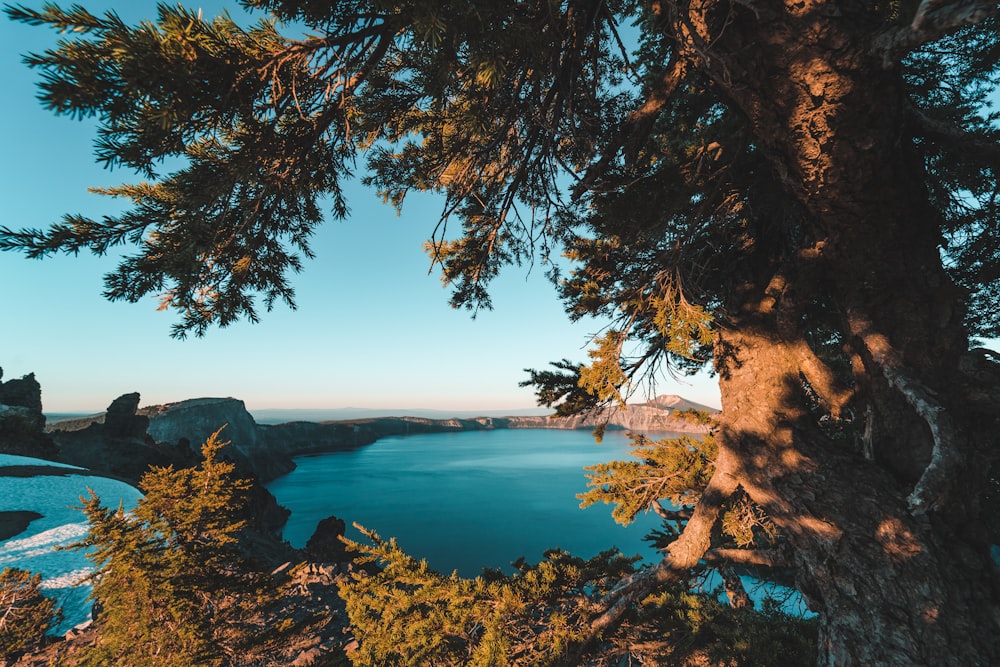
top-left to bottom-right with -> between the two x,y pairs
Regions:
266,428 -> 669,577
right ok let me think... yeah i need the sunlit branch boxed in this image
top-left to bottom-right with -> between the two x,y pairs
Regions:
587,459 -> 739,637
703,547 -> 788,568
761,260 -> 854,419
651,500 -> 692,522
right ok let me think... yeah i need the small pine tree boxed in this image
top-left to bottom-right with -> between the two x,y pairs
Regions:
70,428 -> 256,667
0,567 -> 59,662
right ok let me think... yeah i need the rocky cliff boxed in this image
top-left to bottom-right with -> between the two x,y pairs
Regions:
136,396 -> 296,479
0,369 -> 58,459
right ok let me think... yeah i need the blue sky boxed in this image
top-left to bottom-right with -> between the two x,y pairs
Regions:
0,1 -> 722,414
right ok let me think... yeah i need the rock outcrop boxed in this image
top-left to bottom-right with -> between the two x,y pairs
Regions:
103,392 -> 149,439
0,368 -> 44,415
0,369 -> 58,459
305,515 -> 349,563
48,392 -> 186,483
138,397 -> 296,480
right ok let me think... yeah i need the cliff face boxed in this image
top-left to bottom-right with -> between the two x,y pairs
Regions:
141,397 -> 295,481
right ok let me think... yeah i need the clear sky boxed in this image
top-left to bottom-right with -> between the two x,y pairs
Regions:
0,1 -> 722,414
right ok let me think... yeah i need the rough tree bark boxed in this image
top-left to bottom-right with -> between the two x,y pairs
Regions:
628,1 -> 1000,664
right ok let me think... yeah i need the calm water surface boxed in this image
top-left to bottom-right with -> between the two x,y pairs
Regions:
266,429 -> 670,576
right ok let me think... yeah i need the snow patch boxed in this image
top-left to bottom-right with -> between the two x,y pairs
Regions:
0,470 -> 142,633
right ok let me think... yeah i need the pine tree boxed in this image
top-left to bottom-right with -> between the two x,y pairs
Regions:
4,1 -> 1000,663
70,429 -> 263,667
0,567 -> 59,663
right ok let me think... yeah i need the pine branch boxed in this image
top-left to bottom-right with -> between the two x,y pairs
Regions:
572,54 -> 689,198
905,102 -> 1000,163
585,460 -> 739,640
873,0 -> 1000,66
703,547 -> 788,568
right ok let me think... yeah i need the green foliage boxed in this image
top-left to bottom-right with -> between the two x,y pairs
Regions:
580,434 -> 717,526
339,524 -> 637,667
68,428 -> 279,667
4,1 -> 999,662
3,0 -> 995,351
340,524 -> 816,666
0,567 -> 60,662
578,330 -> 630,408
519,359 -> 600,418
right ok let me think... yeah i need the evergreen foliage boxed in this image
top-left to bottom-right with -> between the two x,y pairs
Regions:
340,523 -> 815,666
0,567 -> 59,662
68,429 -> 286,667
580,434 -> 717,526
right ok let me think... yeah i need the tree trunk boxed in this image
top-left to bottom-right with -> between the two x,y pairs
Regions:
671,1 -> 1000,663
716,326 -> 1000,665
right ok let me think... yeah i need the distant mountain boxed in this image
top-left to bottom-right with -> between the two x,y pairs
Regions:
507,394 -> 718,433
644,394 -> 720,413
249,396 -> 718,425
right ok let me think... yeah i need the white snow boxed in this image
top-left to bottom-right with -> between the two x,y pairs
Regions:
0,459 -> 142,633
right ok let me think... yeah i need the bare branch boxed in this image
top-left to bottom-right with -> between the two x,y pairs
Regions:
849,312 -> 964,513
873,1 -> 999,67
651,500 -> 692,522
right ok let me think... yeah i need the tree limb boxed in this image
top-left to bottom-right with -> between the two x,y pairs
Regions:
572,54 -> 689,198
588,460 -> 739,636
760,254 -> 855,419
905,102 -> 1000,162
849,312 -> 964,513
702,547 -> 788,568
873,0 -> 999,67
651,501 -> 692,522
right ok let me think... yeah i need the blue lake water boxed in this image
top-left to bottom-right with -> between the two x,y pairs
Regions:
266,428 -> 670,577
